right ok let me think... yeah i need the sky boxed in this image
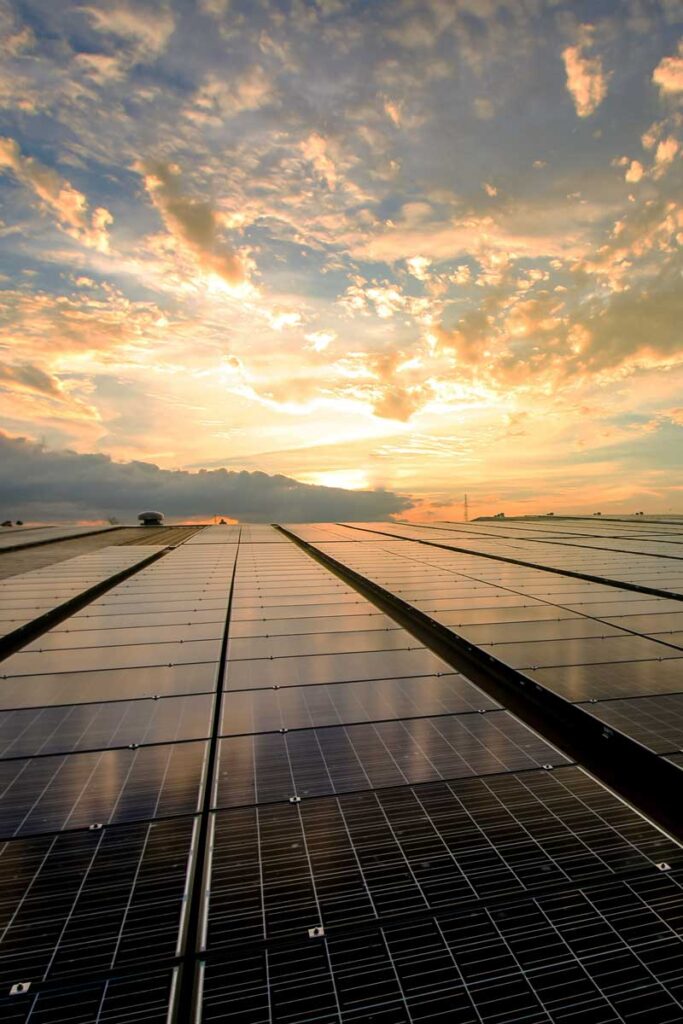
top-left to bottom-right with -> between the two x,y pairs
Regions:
0,0 -> 681,522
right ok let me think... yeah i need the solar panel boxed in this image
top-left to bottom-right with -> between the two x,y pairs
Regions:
0,740 -> 207,838
525,660 -> 683,701
0,817 -> 195,984
220,676 -> 499,734
227,627 -> 419,661
0,662 -> 219,709
214,712 -> 569,807
0,546 -> 164,642
577,694 -> 683,755
206,767 -> 682,950
202,869 -> 683,1023
0,694 -> 213,757
1,638 -> 223,676
477,634 -> 682,670
224,648 -> 454,690
0,967 -> 176,1022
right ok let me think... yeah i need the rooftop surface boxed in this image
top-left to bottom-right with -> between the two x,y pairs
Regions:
0,517 -> 681,1022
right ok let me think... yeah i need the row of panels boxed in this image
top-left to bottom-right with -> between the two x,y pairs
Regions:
333,520 -> 683,597
293,533 -> 683,763
193,533 -> 683,1024
0,675 -> 499,758
0,525 -> 116,552
2,767 -> 680,987
0,546 -> 164,642
0,534 -> 237,1018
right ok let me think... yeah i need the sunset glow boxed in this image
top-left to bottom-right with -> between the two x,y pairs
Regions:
0,0 -> 681,521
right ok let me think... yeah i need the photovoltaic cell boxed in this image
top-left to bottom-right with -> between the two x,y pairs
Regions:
57,608 -> 226,630
575,694 -> 683,754
229,601 -> 370,621
466,619 -> 629,646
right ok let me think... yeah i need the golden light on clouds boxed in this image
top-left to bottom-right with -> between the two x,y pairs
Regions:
0,0 -> 681,522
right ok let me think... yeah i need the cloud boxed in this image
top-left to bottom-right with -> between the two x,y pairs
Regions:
0,432 -> 413,522
652,42 -> 683,96
305,330 -> 336,352
82,1 -> 175,64
653,135 -> 680,173
348,204 -> 594,264
0,137 -> 112,251
0,361 -> 60,396
199,0 -> 231,17
562,29 -> 609,117
300,134 -> 339,189
625,159 -> 644,183
574,278 -> 683,374
140,160 -> 249,286
0,286 -> 173,359
186,67 -> 274,122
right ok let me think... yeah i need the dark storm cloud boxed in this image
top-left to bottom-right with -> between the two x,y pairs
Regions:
0,433 -> 413,522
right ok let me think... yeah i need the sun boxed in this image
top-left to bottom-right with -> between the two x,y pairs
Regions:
302,469 -> 371,490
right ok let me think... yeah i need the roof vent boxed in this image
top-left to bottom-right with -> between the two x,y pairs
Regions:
138,511 -> 164,526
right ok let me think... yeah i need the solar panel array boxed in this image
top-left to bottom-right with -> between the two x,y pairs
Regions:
347,519 -> 683,596
0,545 -> 165,643
290,524 -> 683,775
1,518 -> 682,1022
0,538 -> 237,1021
0,525 -> 118,552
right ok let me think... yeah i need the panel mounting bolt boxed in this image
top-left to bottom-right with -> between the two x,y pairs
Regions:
10,982 -> 31,996
308,926 -> 324,938
542,764 -> 554,770
89,823 -> 103,830
279,728 -> 288,733
656,862 -> 671,871
289,796 -> 301,803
